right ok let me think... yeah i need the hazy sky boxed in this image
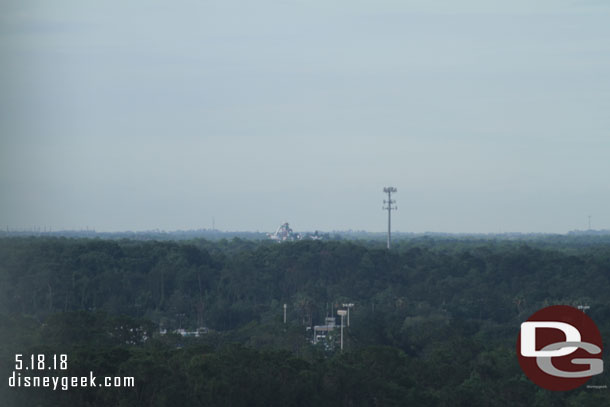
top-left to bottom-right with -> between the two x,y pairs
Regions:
1,0 -> 609,233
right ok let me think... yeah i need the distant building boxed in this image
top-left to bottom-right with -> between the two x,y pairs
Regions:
268,223 -> 327,242
312,317 -> 338,344
160,327 -> 209,337
268,222 -> 301,242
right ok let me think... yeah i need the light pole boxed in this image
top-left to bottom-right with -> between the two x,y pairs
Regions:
283,303 -> 287,324
342,303 -> 354,327
337,310 -> 347,351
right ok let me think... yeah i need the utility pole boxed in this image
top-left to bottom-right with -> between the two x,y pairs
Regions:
283,303 -> 287,324
383,187 -> 397,249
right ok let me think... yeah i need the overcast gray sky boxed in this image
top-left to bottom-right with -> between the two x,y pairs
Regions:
1,0 -> 609,233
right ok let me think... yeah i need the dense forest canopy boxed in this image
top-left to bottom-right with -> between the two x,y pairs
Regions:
1,236 -> 609,406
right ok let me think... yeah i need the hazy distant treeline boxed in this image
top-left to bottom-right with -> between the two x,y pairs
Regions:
1,237 -> 609,406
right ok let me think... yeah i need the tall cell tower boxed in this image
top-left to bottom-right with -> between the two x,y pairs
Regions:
383,187 -> 397,249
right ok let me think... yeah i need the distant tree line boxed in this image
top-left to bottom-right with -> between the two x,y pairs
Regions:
1,237 -> 609,406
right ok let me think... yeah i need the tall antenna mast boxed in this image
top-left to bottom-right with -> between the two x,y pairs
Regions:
383,187 -> 397,249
